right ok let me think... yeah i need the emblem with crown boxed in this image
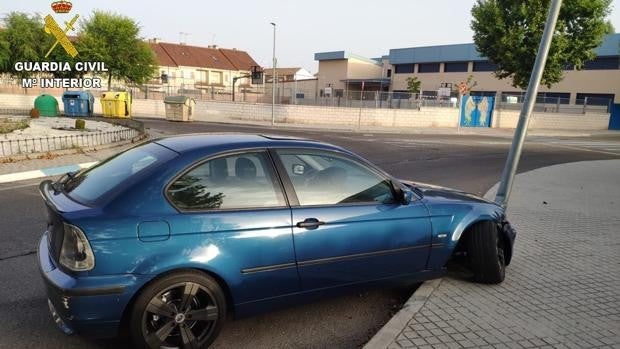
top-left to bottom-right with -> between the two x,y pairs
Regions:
51,1 -> 73,14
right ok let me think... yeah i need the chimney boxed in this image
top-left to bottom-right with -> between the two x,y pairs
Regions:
149,38 -> 160,44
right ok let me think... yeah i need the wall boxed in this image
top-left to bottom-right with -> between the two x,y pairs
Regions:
316,60 -> 349,92
0,93 -> 610,130
492,109 -> 610,130
346,58 -> 383,79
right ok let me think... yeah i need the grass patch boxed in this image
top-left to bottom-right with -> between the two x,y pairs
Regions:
0,118 -> 30,134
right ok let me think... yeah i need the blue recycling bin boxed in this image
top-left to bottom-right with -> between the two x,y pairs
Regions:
62,91 -> 94,117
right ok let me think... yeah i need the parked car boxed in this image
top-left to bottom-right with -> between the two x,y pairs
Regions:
38,134 -> 516,348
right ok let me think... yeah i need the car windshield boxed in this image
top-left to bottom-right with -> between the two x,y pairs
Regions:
63,142 -> 177,205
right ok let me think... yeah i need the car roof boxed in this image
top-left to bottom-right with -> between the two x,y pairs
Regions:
153,133 -> 345,154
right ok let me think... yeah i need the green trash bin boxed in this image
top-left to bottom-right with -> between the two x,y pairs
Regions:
34,94 -> 60,117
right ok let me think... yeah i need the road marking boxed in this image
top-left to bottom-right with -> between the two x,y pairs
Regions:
532,141 -> 620,156
0,162 -> 97,184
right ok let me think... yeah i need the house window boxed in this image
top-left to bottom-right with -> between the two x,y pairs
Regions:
537,92 -> 570,104
386,69 -> 392,77
418,63 -> 440,73
472,61 -> 498,72
394,64 -> 414,74
575,93 -> 614,106
470,91 -> 496,97
583,56 -> 620,70
444,62 -> 469,73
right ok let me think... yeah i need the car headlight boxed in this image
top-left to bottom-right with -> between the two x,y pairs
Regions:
59,223 -> 95,271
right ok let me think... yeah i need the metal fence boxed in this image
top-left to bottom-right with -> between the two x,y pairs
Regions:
0,128 -> 140,157
496,95 -> 612,114
129,85 -> 613,114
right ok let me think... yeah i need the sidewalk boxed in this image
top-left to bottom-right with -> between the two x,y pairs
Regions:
366,160 -> 620,349
192,115 -> 620,138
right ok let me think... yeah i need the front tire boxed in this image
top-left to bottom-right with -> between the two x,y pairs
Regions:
129,271 -> 227,349
467,221 -> 506,284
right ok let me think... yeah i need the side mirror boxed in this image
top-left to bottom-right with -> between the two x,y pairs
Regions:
391,179 -> 414,205
401,188 -> 415,205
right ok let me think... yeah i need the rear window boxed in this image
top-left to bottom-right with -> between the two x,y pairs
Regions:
63,142 -> 177,205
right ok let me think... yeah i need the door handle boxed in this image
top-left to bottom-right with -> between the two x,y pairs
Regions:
296,218 -> 325,229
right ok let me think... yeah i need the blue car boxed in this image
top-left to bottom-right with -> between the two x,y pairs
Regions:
38,134 -> 516,348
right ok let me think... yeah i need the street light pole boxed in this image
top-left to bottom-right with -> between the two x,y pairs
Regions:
494,0 -> 563,208
270,22 -> 276,126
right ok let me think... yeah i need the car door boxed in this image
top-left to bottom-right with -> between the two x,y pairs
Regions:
272,148 -> 432,291
165,150 -> 299,304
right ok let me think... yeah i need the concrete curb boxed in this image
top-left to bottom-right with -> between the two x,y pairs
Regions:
363,278 -> 442,349
0,161 -> 97,184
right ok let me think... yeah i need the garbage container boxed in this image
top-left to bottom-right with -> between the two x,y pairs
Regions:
62,91 -> 94,117
101,91 -> 132,118
34,94 -> 59,117
164,96 -> 195,122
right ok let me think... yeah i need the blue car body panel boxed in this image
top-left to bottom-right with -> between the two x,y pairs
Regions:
37,134 -> 515,338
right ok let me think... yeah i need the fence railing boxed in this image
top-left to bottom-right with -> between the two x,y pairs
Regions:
0,128 -> 140,157
0,80 -> 613,114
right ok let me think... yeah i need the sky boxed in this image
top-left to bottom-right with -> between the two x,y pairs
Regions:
2,0 -> 620,73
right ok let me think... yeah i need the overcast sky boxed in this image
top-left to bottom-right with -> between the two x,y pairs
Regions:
4,0 -> 620,73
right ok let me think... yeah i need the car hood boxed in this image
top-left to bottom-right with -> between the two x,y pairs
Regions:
401,180 -> 497,205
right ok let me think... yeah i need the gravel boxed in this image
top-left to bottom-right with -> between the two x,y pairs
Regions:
0,117 -> 130,140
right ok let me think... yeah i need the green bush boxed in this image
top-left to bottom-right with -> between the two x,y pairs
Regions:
75,119 -> 86,130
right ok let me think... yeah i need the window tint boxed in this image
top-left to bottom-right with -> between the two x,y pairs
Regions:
583,56 -> 619,70
394,64 -> 414,74
418,63 -> 440,73
276,150 -> 395,206
472,61 -> 498,72
64,142 -> 176,205
444,62 -> 469,73
168,152 -> 285,210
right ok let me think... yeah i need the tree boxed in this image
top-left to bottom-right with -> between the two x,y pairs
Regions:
405,76 -> 421,94
78,11 -> 157,88
455,75 -> 478,95
471,0 -> 613,89
0,13 -> 51,79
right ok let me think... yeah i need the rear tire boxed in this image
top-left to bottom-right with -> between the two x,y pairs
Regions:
129,271 -> 227,349
467,221 -> 505,284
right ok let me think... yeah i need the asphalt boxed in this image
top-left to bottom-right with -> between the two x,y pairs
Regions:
0,119 -> 619,348
367,160 -> 620,349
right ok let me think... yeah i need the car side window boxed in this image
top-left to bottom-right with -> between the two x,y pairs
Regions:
167,152 -> 286,210
276,150 -> 395,206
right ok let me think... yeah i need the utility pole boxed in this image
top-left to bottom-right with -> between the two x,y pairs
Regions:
494,0 -> 563,208
270,22 -> 276,126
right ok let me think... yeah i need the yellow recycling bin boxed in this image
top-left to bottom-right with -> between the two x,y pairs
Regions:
101,92 -> 132,118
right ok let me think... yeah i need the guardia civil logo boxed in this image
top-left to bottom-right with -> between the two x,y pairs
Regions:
44,1 -> 79,58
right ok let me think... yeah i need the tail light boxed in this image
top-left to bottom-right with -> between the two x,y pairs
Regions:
59,223 -> 95,271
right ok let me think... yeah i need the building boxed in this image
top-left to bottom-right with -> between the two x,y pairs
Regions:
148,41 -> 261,96
262,67 -> 318,103
315,33 -> 620,105
314,52 -> 389,97
263,67 -> 315,83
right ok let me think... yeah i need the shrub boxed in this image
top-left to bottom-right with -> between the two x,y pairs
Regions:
75,119 -> 86,130
30,108 -> 40,118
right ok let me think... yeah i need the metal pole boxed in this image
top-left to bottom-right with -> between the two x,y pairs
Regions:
494,0 -> 563,208
270,22 -> 276,126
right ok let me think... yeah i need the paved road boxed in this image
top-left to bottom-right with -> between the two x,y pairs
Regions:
0,120 -> 618,349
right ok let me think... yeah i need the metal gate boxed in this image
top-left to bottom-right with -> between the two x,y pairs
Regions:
460,96 -> 495,127
609,103 -> 620,130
